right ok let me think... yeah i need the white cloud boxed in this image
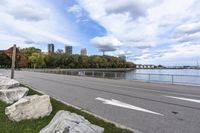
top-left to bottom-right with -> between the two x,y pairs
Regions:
7,5 -> 50,21
133,43 -> 200,66
79,0 -> 200,65
78,0 -> 162,51
176,21 -> 200,34
105,0 -> 148,20
0,0 -> 79,51
68,4 -> 82,15
90,35 -> 121,51
67,4 -> 89,23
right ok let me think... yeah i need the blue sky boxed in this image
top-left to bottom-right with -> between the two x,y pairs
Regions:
0,0 -> 200,66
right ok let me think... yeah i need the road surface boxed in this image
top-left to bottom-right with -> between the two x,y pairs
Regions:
1,70 -> 200,133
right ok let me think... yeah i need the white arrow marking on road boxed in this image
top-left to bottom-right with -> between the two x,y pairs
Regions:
95,97 -> 163,116
166,96 -> 200,103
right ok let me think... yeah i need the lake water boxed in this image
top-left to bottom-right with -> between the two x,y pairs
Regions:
125,69 -> 200,85
129,69 -> 200,76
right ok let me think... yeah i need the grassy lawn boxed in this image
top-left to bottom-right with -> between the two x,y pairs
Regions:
0,86 -> 133,133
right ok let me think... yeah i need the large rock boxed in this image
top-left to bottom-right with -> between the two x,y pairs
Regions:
0,87 -> 29,104
0,76 -> 20,89
5,95 -> 52,122
39,110 -> 104,133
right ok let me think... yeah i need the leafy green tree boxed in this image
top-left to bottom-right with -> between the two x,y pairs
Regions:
20,47 -> 42,68
29,53 -> 45,68
20,47 -> 41,58
44,53 -> 57,68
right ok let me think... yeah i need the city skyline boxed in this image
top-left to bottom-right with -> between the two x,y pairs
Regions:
0,0 -> 200,66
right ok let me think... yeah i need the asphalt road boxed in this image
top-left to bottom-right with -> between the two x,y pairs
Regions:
1,70 -> 200,133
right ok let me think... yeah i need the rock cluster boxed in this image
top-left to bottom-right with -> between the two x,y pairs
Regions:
0,75 -> 52,122
0,74 -> 104,133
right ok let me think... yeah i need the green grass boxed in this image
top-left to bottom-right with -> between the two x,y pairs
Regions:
0,86 -> 133,133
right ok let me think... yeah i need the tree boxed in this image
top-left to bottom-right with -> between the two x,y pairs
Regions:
29,53 -> 45,68
19,46 -> 136,69
56,49 -> 64,54
0,51 -> 11,68
44,53 -> 59,68
20,47 -> 41,58
20,47 -> 42,68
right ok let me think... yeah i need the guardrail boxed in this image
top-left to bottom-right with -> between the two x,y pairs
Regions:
23,69 -> 200,86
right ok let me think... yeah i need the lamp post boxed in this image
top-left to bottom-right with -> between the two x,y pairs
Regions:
11,44 -> 16,79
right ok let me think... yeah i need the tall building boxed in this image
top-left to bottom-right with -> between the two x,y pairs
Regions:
80,48 -> 87,56
65,45 -> 72,54
48,44 -> 54,53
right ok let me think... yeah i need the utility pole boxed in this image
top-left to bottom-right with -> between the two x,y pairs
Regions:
11,44 -> 16,79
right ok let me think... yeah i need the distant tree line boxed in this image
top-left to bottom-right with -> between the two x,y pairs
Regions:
0,47 -> 136,69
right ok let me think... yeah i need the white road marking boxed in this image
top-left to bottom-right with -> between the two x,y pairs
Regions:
96,97 -> 163,116
166,96 -> 200,103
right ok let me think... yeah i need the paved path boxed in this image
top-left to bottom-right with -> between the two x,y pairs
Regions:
1,70 -> 200,133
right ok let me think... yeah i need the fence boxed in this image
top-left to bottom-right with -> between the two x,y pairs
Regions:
23,69 -> 200,86
125,73 -> 200,85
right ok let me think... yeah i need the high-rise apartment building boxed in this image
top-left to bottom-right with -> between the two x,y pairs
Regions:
80,48 -> 87,56
48,44 -> 54,53
65,45 -> 72,54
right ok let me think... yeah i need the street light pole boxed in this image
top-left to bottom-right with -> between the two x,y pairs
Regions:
11,44 -> 16,79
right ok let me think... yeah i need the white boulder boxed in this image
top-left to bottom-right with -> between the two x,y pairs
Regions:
0,76 -> 20,89
0,87 -> 29,104
5,95 -> 52,122
39,110 -> 104,133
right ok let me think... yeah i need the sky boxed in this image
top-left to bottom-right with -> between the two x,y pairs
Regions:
0,0 -> 200,66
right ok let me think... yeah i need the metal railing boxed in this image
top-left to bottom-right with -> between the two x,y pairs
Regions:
22,69 -> 200,86
126,73 -> 200,85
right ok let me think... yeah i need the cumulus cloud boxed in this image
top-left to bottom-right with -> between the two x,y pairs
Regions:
7,5 -> 49,21
90,36 -> 121,52
172,21 -> 200,44
134,43 -> 200,65
78,0 -> 200,65
78,0 -> 161,50
0,0 -> 79,51
105,0 -> 147,20
176,21 -> 200,34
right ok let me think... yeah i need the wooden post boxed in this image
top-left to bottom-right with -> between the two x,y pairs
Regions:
11,44 -> 16,79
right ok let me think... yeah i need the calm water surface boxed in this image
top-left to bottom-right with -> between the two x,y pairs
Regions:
125,69 -> 200,85
131,69 -> 200,76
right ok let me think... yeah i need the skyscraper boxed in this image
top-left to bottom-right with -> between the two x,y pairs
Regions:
65,45 -> 72,54
80,48 -> 87,56
48,44 -> 54,53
